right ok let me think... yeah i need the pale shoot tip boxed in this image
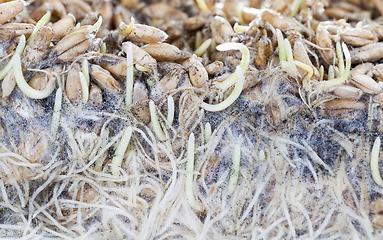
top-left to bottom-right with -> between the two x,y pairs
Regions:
149,100 -> 166,141
111,126 -> 133,176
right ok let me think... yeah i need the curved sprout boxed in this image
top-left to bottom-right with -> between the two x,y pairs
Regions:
87,16 -> 103,34
0,35 -> 26,80
78,72 -> 89,103
201,66 -> 244,112
233,23 -> 250,33
371,137 -> 383,187
149,100 -> 166,141
13,55 -> 56,99
51,87 -> 62,138
111,126 -> 133,176
27,11 -> 51,43
227,144 -> 241,195
213,42 -> 249,92
317,42 -> 351,90
277,29 -> 315,85
293,61 -> 313,86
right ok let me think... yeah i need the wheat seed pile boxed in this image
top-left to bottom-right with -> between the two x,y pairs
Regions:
2,0 -> 383,239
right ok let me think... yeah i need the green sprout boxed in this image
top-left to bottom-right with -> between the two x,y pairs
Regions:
125,43 -> 134,107
201,66 -> 244,112
277,29 -> 287,62
0,35 -> 26,80
110,126 -> 133,176
78,72 -> 89,103
185,133 -> 199,209
13,54 -> 56,99
194,38 -> 212,57
227,144 -> 241,195
289,0 -> 304,17
100,43 -> 106,54
277,29 -> 314,86
149,100 -> 166,141
27,11 -> 51,43
51,87 -> 62,138
317,42 -> 351,91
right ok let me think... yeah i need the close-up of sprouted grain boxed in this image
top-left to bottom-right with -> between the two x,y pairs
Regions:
3,0 -> 383,239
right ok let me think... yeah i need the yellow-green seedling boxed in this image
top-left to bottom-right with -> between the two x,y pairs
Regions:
167,95 -> 174,125
194,38 -> 212,57
201,66 -> 244,112
196,0 -> 210,12
149,100 -> 166,141
125,43 -> 134,107
227,144 -> 241,195
289,0 -> 304,17
214,42 -> 249,93
100,43 -> 106,54
111,126 -> 133,176
195,31 -> 202,50
27,11 -> 51,43
78,72 -> 89,103
51,87 -> 62,138
277,29 -> 313,85
185,133 -> 199,209
277,29 -> 287,62
0,35 -> 26,80
82,59 -> 90,86
13,54 -> 56,99
317,42 -> 351,91
371,137 -> 383,187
